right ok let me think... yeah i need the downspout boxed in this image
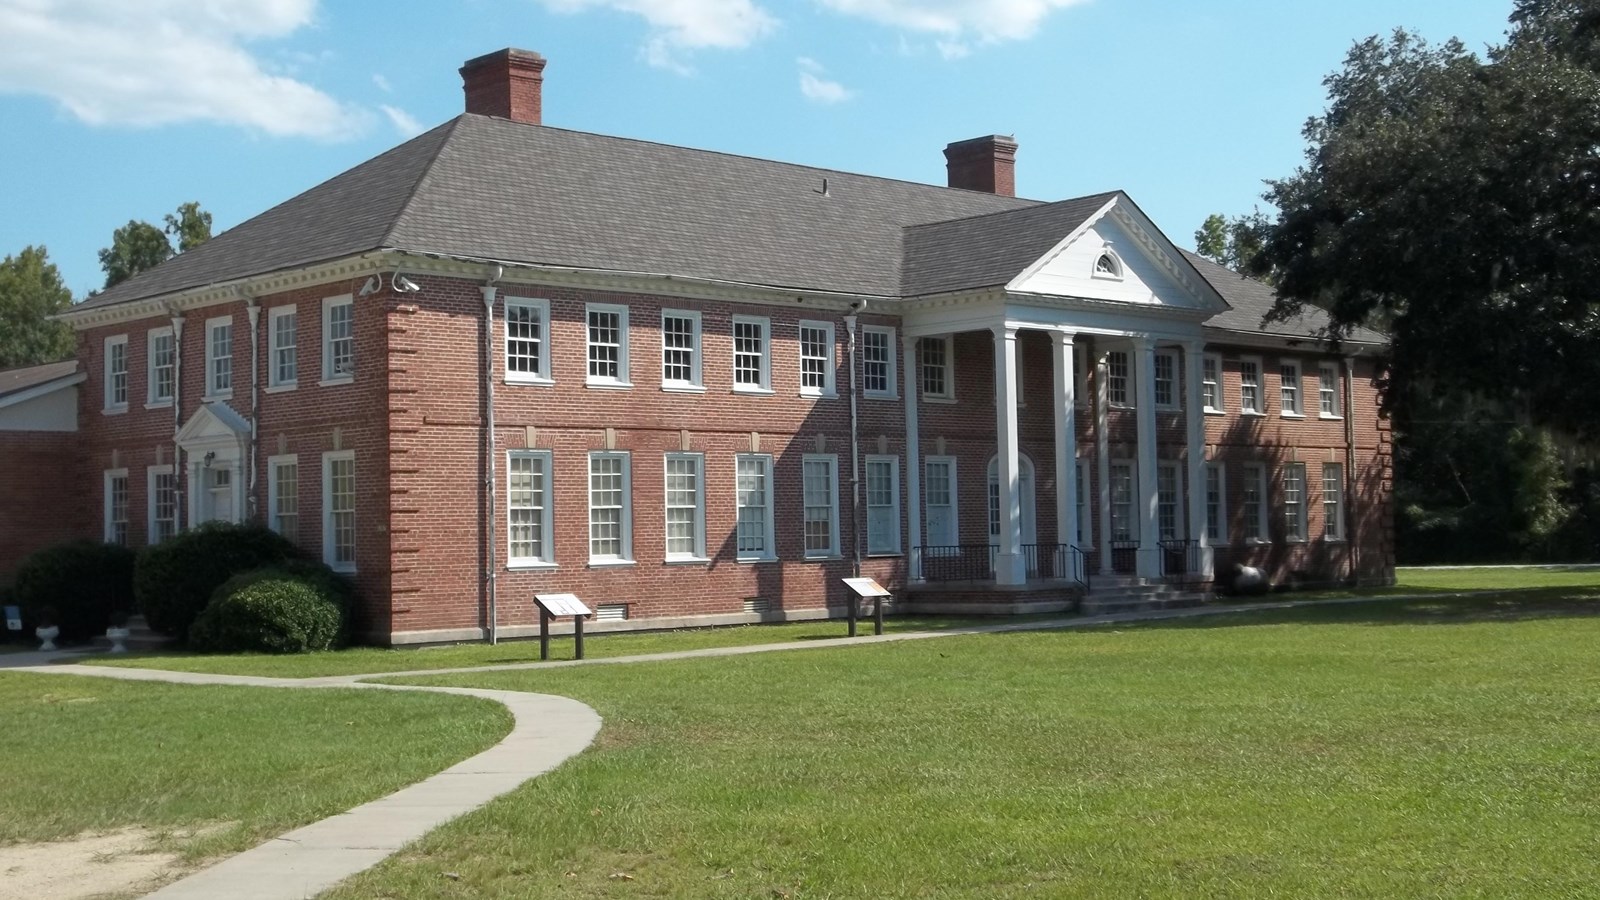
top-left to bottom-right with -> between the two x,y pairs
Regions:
481,266 -> 503,644
844,308 -> 864,579
246,296 -> 261,522
1344,356 -> 1358,584
170,310 -> 185,532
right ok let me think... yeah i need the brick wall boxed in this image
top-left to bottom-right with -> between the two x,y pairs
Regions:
0,431 -> 84,581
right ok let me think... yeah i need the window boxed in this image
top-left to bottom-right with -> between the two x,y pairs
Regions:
268,456 -> 299,543
1075,459 -> 1092,547
1206,463 -> 1226,544
661,310 -> 702,390
269,306 -> 298,389
798,321 -> 836,398
104,469 -> 128,545
1157,463 -> 1181,540
735,454 -> 775,560
588,452 -> 632,562
505,297 -> 551,384
586,303 -> 629,386
1242,463 -> 1268,543
1240,357 -> 1262,414
1107,351 -> 1134,407
147,328 -> 174,405
1283,462 -> 1307,542
1280,360 -> 1303,416
1075,347 -> 1090,408
1202,353 -> 1223,413
1153,349 -> 1178,410
206,317 -> 232,397
147,465 -> 176,545
1109,462 -> 1135,541
507,451 -> 553,565
803,455 -> 840,558
862,326 -> 896,398
866,455 -> 900,555
664,453 -> 705,560
104,336 -> 128,411
732,316 -> 771,392
323,451 -> 356,572
919,336 -> 952,400
1319,363 -> 1341,417
1323,463 -> 1345,541
924,457 -> 958,548
1093,250 -> 1123,279
322,296 -> 354,382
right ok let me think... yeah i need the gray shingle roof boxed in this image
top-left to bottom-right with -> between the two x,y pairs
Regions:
901,192 -> 1116,296
1182,250 -> 1387,344
0,360 -> 79,400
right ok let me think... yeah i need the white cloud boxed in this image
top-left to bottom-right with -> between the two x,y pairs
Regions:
0,0 -> 369,140
819,0 -> 1087,45
372,73 -> 392,93
535,0 -> 778,71
797,58 -> 854,104
380,104 -> 424,137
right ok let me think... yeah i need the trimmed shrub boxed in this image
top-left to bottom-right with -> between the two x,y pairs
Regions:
189,566 -> 346,654
12,540 -> 137,642
135,523 -> 298,638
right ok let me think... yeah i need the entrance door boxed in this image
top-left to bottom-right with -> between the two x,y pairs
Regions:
988,455 -> 1037,574
200,465 -> 237,524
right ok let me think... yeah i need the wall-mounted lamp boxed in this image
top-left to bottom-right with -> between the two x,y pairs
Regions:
202,451 -> 216,469
358,275 -> 381,296
393,274 -> 421,293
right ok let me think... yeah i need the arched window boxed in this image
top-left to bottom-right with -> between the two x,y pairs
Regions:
1093,250 -> 1123,279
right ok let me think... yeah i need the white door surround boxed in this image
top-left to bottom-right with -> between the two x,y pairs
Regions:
175,402 -> 249,527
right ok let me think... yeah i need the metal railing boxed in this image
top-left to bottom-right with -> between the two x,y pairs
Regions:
1109,539 -> 1140,575
1158,539 -> 1205,587
917,545 -> 996,583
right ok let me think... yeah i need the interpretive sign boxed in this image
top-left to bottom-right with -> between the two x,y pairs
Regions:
840,577 -> 891,636
533,593 -> 594,660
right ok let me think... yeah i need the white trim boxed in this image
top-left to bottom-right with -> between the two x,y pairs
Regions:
1202,352 -> 1223,414
322,450 -> 357,573
103,334 -> 128,413
266,454 -> 300,543
923,455 -> 959,548
919,335 -> 954,401
146,326 -> 175,407
504,296 -> 553,386
321,295 -> 354,384
587,451 -> 633,564
735,453 -> 776,561
585,302 -> 631,388
802,453 -> 841,558
731,315 -> 771,393
1091,247 -> 1125,281
1279,358 -> 1303,417
103,468 -> 129,545
663,451 -> 706,561
660,309 -> 703,391
797,319 -> 837,399
865,454 -> 900,556
507,449 -> 554,566
1205,462 -> 1228,546
1153,348 -> 1179,411
268,305 -> 298,390
1239,355 -> 1263,415
204,315 -> 233,400
861,325 -> 897,399
146,464 -> 176,546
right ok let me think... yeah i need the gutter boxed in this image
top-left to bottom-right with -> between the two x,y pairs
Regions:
480,265 -> 503,644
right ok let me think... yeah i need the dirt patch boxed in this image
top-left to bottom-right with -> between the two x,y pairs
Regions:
0,827 -> 191,899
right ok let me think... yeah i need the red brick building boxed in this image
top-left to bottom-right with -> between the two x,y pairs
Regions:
13,48 -> 1392,644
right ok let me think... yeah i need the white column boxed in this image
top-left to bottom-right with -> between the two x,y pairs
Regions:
1095,344 -> 1113,575
1184,339 -> 1211,578
903,334 -> 923,582
1133,336 -> 1160,578
993,325 -> 1025,586
1051,331 -> 1078,553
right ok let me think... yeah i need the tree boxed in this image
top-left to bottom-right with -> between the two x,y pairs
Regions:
1193,210 -> 1272,277
0,246 -> 74,368
98,201 -> 213,289
164,201 -> 212,253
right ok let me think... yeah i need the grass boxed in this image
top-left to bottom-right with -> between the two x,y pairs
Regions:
317,586 -> 1600,898
81,566 -> 1600,680
0,675 -> 509,860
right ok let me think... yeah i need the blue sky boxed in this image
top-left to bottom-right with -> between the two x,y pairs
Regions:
0,0 -> 1511,298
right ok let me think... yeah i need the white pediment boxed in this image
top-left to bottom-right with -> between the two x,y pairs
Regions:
176,401 -> 250,447
1007,195 -> 1229,314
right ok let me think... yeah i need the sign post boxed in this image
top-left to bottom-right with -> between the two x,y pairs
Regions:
841,577 -> 892,636
532,593 -> 594,660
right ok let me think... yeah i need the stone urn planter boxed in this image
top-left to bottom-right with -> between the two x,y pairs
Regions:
35,625 -> 60,652
105,625 -> 131,653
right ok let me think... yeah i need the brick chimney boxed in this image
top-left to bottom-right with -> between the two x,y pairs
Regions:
944,135 -> 1018,196
461,48 -> 547,125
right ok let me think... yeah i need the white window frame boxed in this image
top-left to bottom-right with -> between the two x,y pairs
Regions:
1319,363 -> 1342,418
104,468 -> 129,545
1205,462 -> 1227,545
267,454 -> 299,543
1239,356 -> 1263,415
732,315 -> 773,394
587,451 -> 633,564
506,450 -> 554,567
1283,462 -> 1308,543
322,450 -> 357,573
1074,346 -> 1090,408
1075,459 -> 1093,547
1323,462 -> 1346,542
1241,462 -> 1269,544
1156,461 -> 1183,541
861,326 -> 897,399
865,454 -> 901,556
505,297 -> 552,386
1202,353 -> 1224,414
268,305 -> 298,391
321,295 -> 355,384
663,452 -> 706,562
146,327 -> 174,407
103,335 -> 128,413
923,455 -> 959,548
1279,359 -> 1303,418
1107,350 -> 1132,408
802,453 -> 841,559
1109,460 -> 1137,542
797,320 -> 836,399
146,464 -> 176,545
735,453 -> 776,561
919,336 -> 954,401
205,315 -> 232,399
585,303 -> 631,388
660,309 -> 703,392
1153,349 -> 1179,411
1092,249 -> 1124,280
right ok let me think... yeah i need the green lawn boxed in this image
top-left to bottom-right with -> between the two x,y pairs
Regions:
0,675 -> 509,861
321,588 -> 1600,898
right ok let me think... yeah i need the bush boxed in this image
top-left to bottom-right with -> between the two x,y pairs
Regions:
189,566 -> 347,654
12,540 -> 136,642
135,523 -> 298,638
